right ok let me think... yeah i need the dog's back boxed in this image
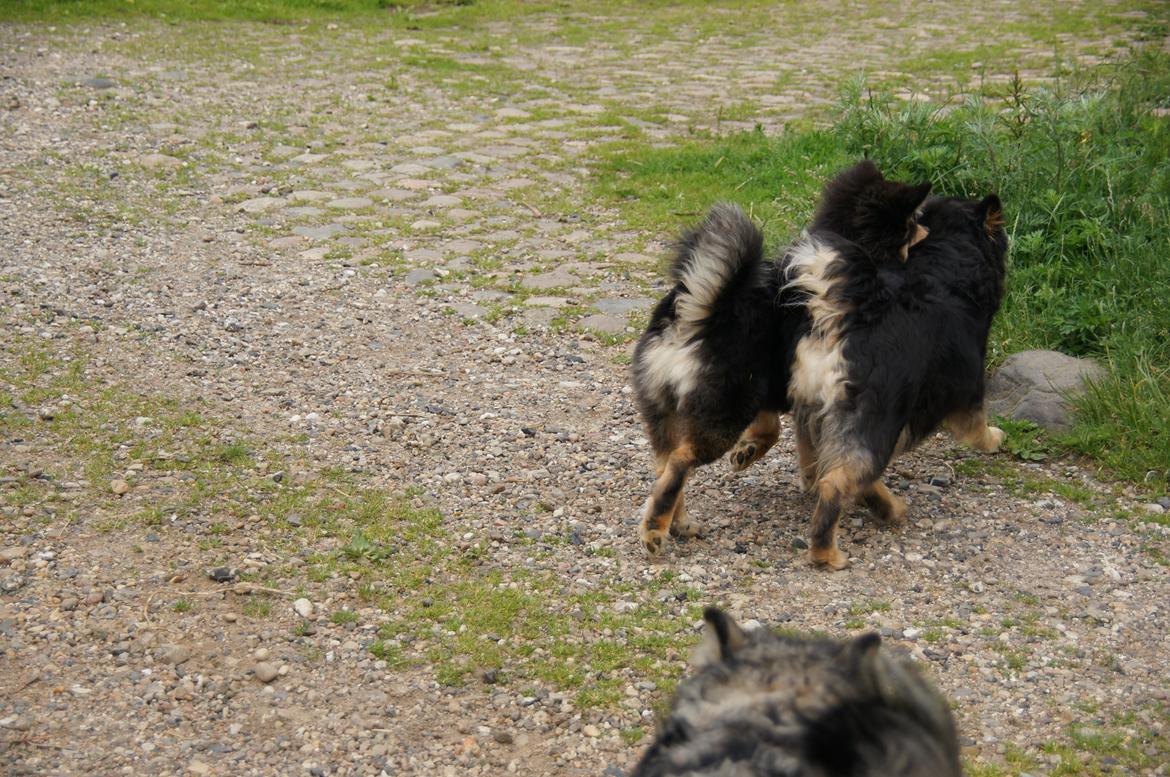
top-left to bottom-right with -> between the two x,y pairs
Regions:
632,609 -> 963,777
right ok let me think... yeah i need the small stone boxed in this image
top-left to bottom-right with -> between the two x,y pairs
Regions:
791,538 -> 809,550
594,298 -> 652,315
292,224 -> 346,241
405,268 -> 436,286
480,668 -> 499,684
1157,496 -> 1170,510
986,350 -> 1106,432
160,643 -> 193,665
238,197 -> 286,214
522,268 -> 577,290
223,316 -> 244,332
1,576 -> 26,593
254,662 -> 279,683
583,724 -> 601,738
325,197 -> 374,210
188,760 -> 212,775
0,547 -> 27,562
139,153 -> 184,170
1140,503 -> 1165,515
208,567 -> 236,583
110,479 -> 130,495
293,598 -> 314,618
83,77 -> 117,89
492,730 -> 513,745
578,314 -> 627,334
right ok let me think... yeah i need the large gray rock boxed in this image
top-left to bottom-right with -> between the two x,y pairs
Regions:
986,350 -> 1105,432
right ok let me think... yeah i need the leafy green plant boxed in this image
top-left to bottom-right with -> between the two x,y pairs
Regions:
996,418 -> 1051,462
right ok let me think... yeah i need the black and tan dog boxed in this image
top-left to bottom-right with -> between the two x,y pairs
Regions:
631,608 -> 962,776
787,192 -> 1009,569
631,161 -> 931,556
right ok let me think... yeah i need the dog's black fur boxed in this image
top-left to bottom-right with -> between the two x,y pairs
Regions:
810,159 -> 931,262
794,193 -> 1009,569
631,608 -> 963,777
631,162 -> 931,556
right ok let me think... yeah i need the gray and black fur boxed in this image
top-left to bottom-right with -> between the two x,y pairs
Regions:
631,608 -> 962,777
630,162 -> 931,557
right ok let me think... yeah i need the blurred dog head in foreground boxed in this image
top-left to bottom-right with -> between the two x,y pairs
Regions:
632,608 -> 962,777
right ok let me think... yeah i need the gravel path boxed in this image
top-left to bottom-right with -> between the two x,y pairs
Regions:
2,5 -> 1168,776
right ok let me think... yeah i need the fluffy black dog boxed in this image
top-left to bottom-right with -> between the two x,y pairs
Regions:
788,192 -> 1008,569
631,608 -> 963,776
631,162 -> 930,556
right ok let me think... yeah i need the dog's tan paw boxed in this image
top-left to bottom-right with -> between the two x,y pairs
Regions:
670,517 -> 702,539
984,425 -> 1005,453
728,439 -> 762,472
642,529 -> 667,556
879,493 -> 907,524
808,545 -> 849,571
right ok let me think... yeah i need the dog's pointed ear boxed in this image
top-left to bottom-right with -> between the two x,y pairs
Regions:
895,181 -> 931,215
845,632 -> 885,688
691,607 -> 747,669
854,158 -> 883,180
909,181 -> 932,209
978,194 -> 1005,236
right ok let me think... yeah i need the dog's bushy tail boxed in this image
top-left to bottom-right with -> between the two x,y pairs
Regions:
668,203 -> 765,328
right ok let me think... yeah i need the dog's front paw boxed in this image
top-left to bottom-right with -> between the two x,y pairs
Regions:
728,439 -> 761,472
984,425 -> 1005,453
808,545 -> 849,571
642,530 -> 667,556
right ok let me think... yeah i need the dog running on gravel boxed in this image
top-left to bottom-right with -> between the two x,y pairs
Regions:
630,161 -> 931,558
630,607 -> 963,777
786,190 -> 1009,569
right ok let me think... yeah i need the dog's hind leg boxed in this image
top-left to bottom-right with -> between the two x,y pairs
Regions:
728,411 -> 781,472
641,442 -> 698,555
668,491 -> 700,540
945,406 -> 1004,453
861,480 -> 906,524
808,462 -> 867,571
794,419 -> 818,492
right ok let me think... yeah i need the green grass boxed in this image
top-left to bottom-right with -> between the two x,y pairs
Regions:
243,595 -> 273,618
594,126 -> 850,243
593,48 -> 1170,490
330,609 -> 360,625
0,0 -> 471,22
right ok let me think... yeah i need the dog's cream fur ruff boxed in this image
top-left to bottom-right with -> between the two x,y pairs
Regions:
783,238 -> 849,411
